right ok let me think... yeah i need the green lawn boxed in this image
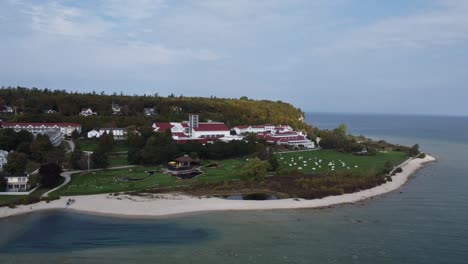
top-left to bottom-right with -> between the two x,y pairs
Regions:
0,187 -> 51,207
76,139 -> 129,152
276,149 -> 408,174
49,150 -> 408,197
52,159 -> 247,196
109,154 -> 129,167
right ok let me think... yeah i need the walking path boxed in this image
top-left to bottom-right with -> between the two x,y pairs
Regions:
41,165 -> 137,198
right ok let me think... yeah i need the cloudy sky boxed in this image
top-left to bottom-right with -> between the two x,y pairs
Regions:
1,0 -> 467,116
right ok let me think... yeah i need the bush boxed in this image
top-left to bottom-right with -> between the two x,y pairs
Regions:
418,153 -> 426,159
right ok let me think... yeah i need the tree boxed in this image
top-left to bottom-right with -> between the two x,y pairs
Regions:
5,152 -> 28,175
30,134 -> 53,162
383,160 -> 393,174
240,158 -> 270,183
91,149 -> 109,169
0,175 -> 7,192
333,123 -> 348,137
39,163 -> 62,188
69,148 -> 83,169
71,130 -> 80,139
268,156 -> 279,172
409,144 -> 420,156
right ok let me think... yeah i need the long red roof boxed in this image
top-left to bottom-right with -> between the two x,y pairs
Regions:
193,123 -> 229,131
1,122 -> 81,127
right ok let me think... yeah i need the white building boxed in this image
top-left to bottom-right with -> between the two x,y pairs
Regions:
152,114 -> 230,143
262,131 -> 315,149
87,128 -> 126,140
5,176 -> 30,192
44,109 -> 57,114
45,130 -> 63,146
79,108 -> 97,116
1,122 -> 82,137
0,150 -> 8,171
233,124 -> 292,135
0,105 -> 14,114
144,108 -> 155,116
112,103 -> 121,115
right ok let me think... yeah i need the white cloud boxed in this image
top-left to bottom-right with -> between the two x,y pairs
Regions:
312,0 -> 468,55
24,1 -> 111,38
101,0 -> 168,20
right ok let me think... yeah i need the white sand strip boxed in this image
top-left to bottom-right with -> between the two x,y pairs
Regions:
0,155 -> 436,219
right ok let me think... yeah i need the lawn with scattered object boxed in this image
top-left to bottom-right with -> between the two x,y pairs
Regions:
52,159 -> 247,196
276,149 -> 408,174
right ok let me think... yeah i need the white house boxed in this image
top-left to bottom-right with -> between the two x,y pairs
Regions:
1,122 -> 82,138
87,128 -> 126,140
0,150 -> 8,171
0,105 -> 14,114
112,103 -> 121,115
43,109 -> 57,114
79,108 -> 97,116
144,108 -> 155,116
5,176 -> 30,192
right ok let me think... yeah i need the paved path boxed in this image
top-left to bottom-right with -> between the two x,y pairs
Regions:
64,140 -> 75,153
41,165 -> 137,198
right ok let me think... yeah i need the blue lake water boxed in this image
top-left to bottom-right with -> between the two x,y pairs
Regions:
1,113 -> 467,263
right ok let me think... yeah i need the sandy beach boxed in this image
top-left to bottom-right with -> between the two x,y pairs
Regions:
0,155 -> 436,219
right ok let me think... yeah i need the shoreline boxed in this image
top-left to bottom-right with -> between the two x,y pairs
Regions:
0,155 -> 436,219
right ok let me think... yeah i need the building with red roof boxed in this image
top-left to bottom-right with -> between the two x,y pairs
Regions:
152,114 -> 230,144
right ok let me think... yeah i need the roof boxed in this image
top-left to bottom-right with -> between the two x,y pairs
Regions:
153,122 -> 174,132
193,123 -> 229,131
1,122 -> 81,128
234,125 -> 249,129
175,155 -> 194,163
171,132 -> 189,138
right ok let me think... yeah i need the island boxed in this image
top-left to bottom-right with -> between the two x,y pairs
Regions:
0,87 -> 435,218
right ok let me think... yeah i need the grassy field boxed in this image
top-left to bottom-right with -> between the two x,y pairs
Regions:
50,150 -> 408,197
276,150 -> 408,174
76,139 -> 129,152
109,154 -> 129,167
52,159 -> 247,196
0,187 -> 51,207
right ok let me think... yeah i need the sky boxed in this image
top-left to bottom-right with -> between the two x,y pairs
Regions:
0,0 -> 467,116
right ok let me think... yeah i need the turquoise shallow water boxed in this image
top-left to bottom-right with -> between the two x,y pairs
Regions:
0,113 -> 467,264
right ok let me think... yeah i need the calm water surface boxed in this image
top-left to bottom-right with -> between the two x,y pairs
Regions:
1,113 -> 467,264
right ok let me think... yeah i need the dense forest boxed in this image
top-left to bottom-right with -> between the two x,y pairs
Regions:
0,87 -> 306,132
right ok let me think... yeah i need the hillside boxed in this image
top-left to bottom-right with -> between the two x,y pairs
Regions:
0,87 -> 306,131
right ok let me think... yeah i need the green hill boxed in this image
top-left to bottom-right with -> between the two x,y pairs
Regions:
0,87 -> 306,131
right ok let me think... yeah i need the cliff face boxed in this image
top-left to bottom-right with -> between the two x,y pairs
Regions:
0,87 -> 306,130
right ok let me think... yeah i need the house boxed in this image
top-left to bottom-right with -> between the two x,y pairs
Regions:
144,108 -> 155,116
0,105 -> 14,114
112,103 -> 121,115
79,108 -> 97,116
44,109 -> 57,114
1,122 -> 82,137
4,176 -> 30,192
87,128 -> 126,140
0,150 -> 8,171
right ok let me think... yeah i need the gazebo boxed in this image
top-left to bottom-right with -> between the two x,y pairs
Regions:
174,155 -> 194,168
